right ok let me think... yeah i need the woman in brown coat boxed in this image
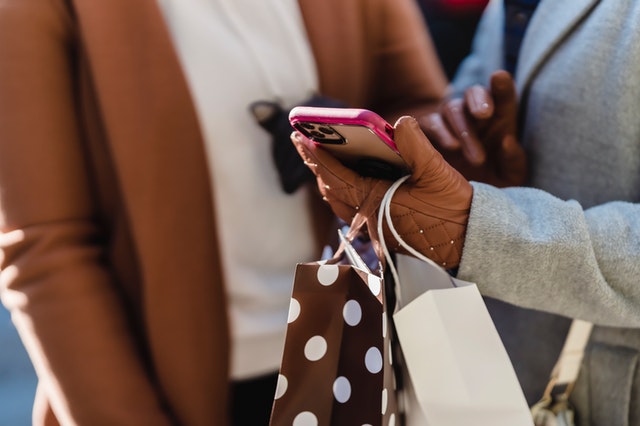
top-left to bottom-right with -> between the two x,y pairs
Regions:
0,0 -> 448,424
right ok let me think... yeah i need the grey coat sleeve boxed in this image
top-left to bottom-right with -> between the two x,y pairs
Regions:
457,182 -> 640,327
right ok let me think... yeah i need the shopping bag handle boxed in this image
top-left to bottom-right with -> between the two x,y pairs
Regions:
376,176 -> 456,301
332,179 -> 389,263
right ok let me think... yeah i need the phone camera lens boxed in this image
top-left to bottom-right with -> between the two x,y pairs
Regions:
318,126 -> 335,135
299,122 -> 316,130
310,131 -> 326,139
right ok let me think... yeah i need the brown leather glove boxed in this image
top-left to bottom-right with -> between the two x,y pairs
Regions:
292,115 -> 473,268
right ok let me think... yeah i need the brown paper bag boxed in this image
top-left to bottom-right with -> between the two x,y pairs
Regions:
270,245 -> 400,425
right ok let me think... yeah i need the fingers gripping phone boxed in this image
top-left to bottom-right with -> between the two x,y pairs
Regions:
289,106 -> 410,180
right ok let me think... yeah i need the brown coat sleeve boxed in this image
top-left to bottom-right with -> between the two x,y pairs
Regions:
365,0 -> 449,118
0,2 -> 172,424
300,0 -> 449,120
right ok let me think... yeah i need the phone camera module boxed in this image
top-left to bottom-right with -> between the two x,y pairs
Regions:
294,121 -> 345,144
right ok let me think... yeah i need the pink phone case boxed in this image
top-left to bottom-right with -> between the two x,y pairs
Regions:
289,106 -> 409,179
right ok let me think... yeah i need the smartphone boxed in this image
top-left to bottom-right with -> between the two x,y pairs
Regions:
289,106 -> 410,180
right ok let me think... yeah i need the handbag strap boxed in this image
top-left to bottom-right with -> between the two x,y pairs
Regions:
542,319 -> 593,399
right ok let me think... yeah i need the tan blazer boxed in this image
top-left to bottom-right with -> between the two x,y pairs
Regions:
0,0 -> 446,424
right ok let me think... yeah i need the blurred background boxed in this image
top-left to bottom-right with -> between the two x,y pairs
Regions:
0,306 -> 37,425
417,0 -> 490,79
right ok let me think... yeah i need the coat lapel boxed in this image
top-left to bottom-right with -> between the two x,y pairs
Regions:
516,0 -> 602,95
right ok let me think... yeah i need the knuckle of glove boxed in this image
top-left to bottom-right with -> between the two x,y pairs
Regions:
386,188 -> 470,268
384,208 -> 466,268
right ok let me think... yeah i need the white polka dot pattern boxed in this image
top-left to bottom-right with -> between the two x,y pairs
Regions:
382,388 -> 388,414
316,264 -> 339,286
333,376 -> 351,403
288,298 -> 301,323
274,374 -> 288,400
368,275 -> 382,296
304,336 -> 327,361
343,299 -> 362,326
293,411 -> 318,426
365,347 -> 383,374
270,261 -> 401,425
382,313 -> 387,338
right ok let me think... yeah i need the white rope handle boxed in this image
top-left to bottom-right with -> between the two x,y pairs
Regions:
377,176 -> 454,302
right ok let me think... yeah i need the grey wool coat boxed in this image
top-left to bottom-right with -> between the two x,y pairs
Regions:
451,0 -> 640,424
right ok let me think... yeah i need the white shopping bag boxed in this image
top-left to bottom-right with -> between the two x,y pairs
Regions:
378,178 -> 533,426
394,255 -> 533,426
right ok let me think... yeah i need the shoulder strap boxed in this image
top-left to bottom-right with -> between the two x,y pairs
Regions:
553,319 -> 593,385
542,319 -> 593,398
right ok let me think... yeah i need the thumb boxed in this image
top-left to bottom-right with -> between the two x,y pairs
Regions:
394,116 -> 464,192
393,116 -> 445,183
385,116 -> 472,268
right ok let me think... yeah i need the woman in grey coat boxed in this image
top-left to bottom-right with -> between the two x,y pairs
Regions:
292,0 -> 640,424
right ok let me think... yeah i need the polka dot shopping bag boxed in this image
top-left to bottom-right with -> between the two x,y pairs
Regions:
269,234 -> 401,426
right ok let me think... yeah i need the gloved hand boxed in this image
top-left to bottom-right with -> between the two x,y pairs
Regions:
292,115 -> 473,268
250,94 -> 347,194
420,70 -> 527,187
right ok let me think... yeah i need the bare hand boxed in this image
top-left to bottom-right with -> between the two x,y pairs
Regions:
420,70 -> 527,187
